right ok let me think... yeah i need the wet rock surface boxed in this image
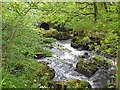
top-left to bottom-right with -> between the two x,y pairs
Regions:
37,39 -> 115,88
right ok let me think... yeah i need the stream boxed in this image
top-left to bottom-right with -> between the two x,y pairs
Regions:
37,39 -> 115,88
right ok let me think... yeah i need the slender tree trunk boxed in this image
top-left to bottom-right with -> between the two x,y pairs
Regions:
93,2 -> 97,23
7,24 -> 19,50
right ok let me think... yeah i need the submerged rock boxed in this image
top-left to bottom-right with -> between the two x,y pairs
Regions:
47,80 -> 91,89
76,56 -> 112,77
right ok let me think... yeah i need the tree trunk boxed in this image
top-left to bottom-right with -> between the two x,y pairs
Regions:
93,2 -> 97,23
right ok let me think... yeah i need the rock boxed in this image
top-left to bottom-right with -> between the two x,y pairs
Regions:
71,42 -> 80,48
89,36 -> 101,45
71,34 -> 103,51
76,56 -> 112,77
76,60 -> 98,77
54,32 -> 71,40
47,80 -> 91,89
40,29 -> 71,40
34,52 -> 44,59
40,61 -> 49,65
46,66 -> 55,79
65,80 -> 91,88
79,52 -> 89,58
73,29 -> 86,37
71,36 -> 89,50
38,62 -> 55,79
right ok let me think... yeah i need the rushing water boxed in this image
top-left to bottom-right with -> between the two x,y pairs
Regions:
37,39 -> 115,88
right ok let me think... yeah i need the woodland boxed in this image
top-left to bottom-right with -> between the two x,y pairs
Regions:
2,2 -> 120,89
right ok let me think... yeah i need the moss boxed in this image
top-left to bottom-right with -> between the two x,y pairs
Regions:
76,60 -> 98,77
73,29 -> 86,37
2,59 -> 55,88
47,80 -> 91,89
39,28 -> 71,40
65,80 -> 91,88
71,36 -> 89,50
76,56 -> 112,77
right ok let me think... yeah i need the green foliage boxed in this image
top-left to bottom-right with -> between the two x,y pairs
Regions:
2,59 -> 53,88
2,2 -> 119,88
2,2 -> 56,88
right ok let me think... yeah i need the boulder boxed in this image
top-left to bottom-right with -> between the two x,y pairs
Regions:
40,29 -> 71,40
71,36 -> 89,50
71,33 -> 102,51
46,66 -> 55,79
37,62 -> 55,80
54,32 -> 71,40
79,52 -> 89,58
76,56 -> 111,77
76,60 -> 98,77
47,80 -> 91,89
34,52 -> 44,59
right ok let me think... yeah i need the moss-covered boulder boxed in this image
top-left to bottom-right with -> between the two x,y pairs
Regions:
39,29 -> 71,40
76,60 -> 98,77
73,29 -> 86,37
79,52 -> 89,58
46,66 -> 55,79
40,62 -> 55,79
71,36 -> 89,50
76,56 -> 112,77
71,30 -> 101,51
65,80 -> 91,88
47,80 -> 91,89
55,32 -> 71,40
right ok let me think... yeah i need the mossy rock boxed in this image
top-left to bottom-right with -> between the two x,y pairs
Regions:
34,52 -> 44,59
46,66 -> 55,79
76,56 -> 111,77
73,29 -> 86,37
71,36 -> 89,50
76,60 -> 98,77
65,80 -> 91,88
54,32 -> 71,40
79,52 -> 89,58
40,29 -> 71,40
39,62 -> 55,79
71,33 -> 102,51
47,80 -> 91,89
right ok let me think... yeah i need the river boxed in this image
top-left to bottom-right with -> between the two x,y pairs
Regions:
37,39 -> 115,88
